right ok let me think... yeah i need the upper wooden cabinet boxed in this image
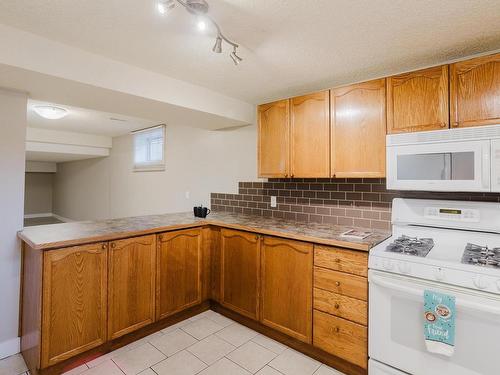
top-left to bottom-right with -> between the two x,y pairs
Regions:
108,235 -> 156,339
261,236 -> 313,343
258,99 -> 290,177
156,229 -> 202,320
41,243 -> 107,367
220,229 -> 261,320
290,91 -> 331,177
331,79 -> 386,177
387,65 -> 449,134
450,53 -> 500,128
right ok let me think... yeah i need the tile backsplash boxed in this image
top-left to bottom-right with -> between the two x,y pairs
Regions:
210,178 -> 500,231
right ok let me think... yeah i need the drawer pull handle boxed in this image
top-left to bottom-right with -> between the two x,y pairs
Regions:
334,327 -> 340,333
101,244 -> 107,250
335,281 -> 341,287
111,243 -> 116,249
334,303 -> 340,309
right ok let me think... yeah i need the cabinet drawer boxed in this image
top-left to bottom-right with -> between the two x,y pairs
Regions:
314,267 -> 367,301
314,246 -> 368,277
313,310 -> 368,369
314,288 -> 367,326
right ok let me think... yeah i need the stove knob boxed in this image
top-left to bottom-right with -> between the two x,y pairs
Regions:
434,268 -> 446,281
473,276 -> 490,290
382,260 -> 394,271
397,262 -> 412,274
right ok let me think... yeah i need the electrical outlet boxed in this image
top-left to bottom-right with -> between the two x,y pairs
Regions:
270,196 -> 277,208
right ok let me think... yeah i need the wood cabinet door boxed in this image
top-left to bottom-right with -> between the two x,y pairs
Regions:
220,229 -> 261,320
450,53 -> 500,128
258,99 -> 290,178
331,79 -> 386,177
290,91 -> 330,177
387,65 -> 449,134
261,236 -> 313,343
41,243 -> 107,367
156,229 -> 202,320
108,235 -> 156,339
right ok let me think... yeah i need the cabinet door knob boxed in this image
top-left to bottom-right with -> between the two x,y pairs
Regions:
159,234 -> 163,241
334,303 -> 340,309
101,244 -> 107,250
335,281 -> 341,287
111,243 -> 116,249
334,327 -> 340,333
284,173 -> 288,178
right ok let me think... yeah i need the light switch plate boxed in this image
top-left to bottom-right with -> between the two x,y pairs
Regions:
270,196 -> 277,208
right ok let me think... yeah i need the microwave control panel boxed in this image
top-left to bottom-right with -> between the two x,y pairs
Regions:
424,207 -> 480,222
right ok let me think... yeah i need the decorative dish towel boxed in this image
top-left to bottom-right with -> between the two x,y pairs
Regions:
424,290 -> 456,357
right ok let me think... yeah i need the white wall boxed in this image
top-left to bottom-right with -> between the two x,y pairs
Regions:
0,89 -> 27,358
24,173 -> 54,215
54,123 -> 257,221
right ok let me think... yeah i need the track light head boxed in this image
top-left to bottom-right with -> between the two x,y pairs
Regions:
212,36 -> 223,53
158,0 -> 175,15
185,0 -> 209,15
230,49 -> 243,65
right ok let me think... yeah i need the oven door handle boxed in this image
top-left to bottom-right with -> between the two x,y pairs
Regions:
370,272 -> 500,316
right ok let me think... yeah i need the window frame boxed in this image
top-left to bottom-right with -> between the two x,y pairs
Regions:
132,124 -> 166,172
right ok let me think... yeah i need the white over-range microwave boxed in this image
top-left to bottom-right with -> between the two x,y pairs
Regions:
386,125 -> 500,192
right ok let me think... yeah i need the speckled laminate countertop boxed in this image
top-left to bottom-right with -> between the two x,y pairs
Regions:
18,211 -> 391,251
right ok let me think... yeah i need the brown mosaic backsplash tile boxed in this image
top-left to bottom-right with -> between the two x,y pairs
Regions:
210,178 -> 500,231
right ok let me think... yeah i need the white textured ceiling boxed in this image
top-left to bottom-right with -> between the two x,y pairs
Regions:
28,100 -> 158,137
1,0 -> 500,104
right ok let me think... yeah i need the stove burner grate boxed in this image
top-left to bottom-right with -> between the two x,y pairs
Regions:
462,243 -> 500,268
385,235 -> 434,257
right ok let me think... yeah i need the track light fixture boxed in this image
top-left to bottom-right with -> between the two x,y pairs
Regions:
157,0 -> 242,65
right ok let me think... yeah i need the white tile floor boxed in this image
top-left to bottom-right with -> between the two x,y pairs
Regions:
0,310 -> 345,375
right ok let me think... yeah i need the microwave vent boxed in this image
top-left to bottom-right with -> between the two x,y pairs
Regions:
387,124 -> 500,146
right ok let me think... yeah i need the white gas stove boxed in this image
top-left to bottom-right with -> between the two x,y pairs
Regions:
369,198 -> 500,294
368,198 -> 500,375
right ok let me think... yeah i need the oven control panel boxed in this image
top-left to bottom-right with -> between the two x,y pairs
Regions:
424,207 -> 480,222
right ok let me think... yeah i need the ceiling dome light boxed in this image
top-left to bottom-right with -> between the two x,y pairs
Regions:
33,105 -> 68,120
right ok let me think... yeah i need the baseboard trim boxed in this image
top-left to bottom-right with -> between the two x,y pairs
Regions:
24,213 -> 74,223
52,214 -> 73,223
0,337 -> 20,360
24,213 -> 53,219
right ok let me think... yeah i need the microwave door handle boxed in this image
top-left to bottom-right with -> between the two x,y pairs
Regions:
370,273 -> 500,316
482,144 -> 490,189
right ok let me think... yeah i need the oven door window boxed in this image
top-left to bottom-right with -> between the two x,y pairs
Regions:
397,152 -> 475,180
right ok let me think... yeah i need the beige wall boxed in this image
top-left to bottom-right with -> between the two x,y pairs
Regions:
54,123 -> 257,221
0,89 -> 27,358
24,173 -> 54,215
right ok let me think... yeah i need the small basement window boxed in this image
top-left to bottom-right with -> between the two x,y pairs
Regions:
133,125 -> 166,171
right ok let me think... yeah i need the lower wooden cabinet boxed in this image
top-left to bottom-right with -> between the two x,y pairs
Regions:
220,229 -> 261,319
108,235 -> 156,339
41,243 -> 108,367
21,227 -> 371,373
313,244 -> 369,370
314,310 -> 368,369
156,228 -> 202,320
261,236 -> 313,343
